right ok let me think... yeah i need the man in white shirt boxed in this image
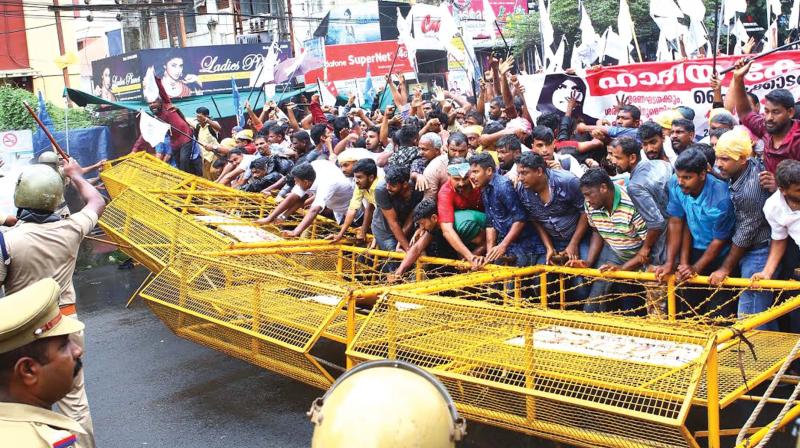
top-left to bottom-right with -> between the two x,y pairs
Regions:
753,159 -> 800,282
259,160 -> 354,235
216,148 -> 256,186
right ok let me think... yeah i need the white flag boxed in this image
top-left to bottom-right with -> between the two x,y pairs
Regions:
579,0 -> 598,44
396,7 -> 416,69
533,46 -> 542,72
677,0 -> 705,21
139,110 -> 171,148
482,0 -> 497,41
653,17 -> 686,41
683,18 -> 708,54
570,41 -> 582,69
142,67 -> 159,103
724,0 -> 747,22
650,0 -> 683,18
730,18 -> 749,44
790,0 -> 800,29
656,31 -> 674,61
766,19 -> 779,50
249,42 -> 279,87
600,27 -> 631,62
547,37 -> 565,72
617,0 -> 633,63
317,78 -> 337,107
538,0 -> 554,57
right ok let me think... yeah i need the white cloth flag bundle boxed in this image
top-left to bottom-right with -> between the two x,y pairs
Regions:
396,7 -> 416,69
139,110 -> 171,147
249,41 -> 279,87
482,0 -> 497,41
724,0 -> 747,22
547,36 -> 565,73
599,27 -> 631,63
790,0 -> 800,30
576,0 -> 599,66
617,0 -> 634,63
538,0 -> 555,66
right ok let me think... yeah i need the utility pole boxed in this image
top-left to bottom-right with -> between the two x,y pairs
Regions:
52,0 -> 71,89
286,0 -> 296,56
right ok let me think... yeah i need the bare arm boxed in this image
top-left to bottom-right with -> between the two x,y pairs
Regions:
382,207 -> 411,251
728,58 -> 753,120
63,159 -> 105,217
286,103 -> 300,131
393,231 -> 432,277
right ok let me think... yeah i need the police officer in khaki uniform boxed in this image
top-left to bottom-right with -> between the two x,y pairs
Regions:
0,278 -> 87,447
0,158 -> 105,448
37,151 -> 106,219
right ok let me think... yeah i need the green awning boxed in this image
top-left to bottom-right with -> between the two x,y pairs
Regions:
66,85 -> 318,118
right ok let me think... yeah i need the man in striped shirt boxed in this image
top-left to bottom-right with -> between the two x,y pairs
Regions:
708,130 -> 776,327
569,168 -> 647,311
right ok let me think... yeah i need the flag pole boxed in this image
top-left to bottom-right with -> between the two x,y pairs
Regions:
719,38 -> 800,74
712,0 -> 721,74
378,46 -> 400,110
22,101 -> 69,161
630,21 -> 643,63
210,96 -> 222,118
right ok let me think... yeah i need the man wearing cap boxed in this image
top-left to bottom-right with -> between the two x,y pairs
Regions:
0,159 -> 104,447
0,278 -> 88,447
235,129 -> 256,155
708,129 -> 776,326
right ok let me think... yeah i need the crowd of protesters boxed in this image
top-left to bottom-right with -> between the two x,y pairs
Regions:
132,55 -> 800,323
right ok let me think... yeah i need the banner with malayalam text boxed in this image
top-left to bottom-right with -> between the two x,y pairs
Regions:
519,51 -> 800,137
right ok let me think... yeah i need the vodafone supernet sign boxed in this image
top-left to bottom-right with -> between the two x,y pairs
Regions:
304,41 -> 413,83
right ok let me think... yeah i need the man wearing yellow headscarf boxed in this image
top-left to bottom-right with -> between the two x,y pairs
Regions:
708,128 -> 776,328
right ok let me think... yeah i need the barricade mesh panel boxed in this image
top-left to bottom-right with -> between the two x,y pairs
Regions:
100,155 -> 800,447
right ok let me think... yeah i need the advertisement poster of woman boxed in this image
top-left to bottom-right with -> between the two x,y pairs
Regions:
158,51 -> 202,98
93,67 -> 118,102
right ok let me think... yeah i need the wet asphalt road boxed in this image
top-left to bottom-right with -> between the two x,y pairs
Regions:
74,257 -> 541,448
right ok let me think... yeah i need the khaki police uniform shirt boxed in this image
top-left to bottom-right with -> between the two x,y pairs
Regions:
0,210 -> 99,307
0,402 -> 86,447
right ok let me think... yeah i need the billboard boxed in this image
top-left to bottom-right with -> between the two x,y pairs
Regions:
303,40 -> 413,84
91,43 -> 290,102
324,2 -> 381,45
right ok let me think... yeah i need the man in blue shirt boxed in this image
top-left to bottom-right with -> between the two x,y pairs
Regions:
654,148 -> 735,317
515,152 -> 588,264
516,152 -> 590,304
468,152 -> 544,267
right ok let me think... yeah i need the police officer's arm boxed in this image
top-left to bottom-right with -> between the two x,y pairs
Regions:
62,159 -> 105,217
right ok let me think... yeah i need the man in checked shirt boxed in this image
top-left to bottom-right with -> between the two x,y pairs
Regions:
708,129 -> 776,328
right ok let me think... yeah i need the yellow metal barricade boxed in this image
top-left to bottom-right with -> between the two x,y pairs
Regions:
98,154 -> 800,447
137,246 -> 501,389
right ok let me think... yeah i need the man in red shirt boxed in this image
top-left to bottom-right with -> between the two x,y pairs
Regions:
132,77 -> 201,175
437,158 -> 486,268
729,58 -> 800,192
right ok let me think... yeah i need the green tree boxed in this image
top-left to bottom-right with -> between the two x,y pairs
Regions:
0,86 -> 96,132
506,0 -> 748,61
